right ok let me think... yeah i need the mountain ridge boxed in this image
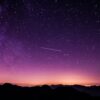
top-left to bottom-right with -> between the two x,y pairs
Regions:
0,83 -> 100,99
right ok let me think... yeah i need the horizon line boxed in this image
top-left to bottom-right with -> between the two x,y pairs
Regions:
0,82 -> 100,87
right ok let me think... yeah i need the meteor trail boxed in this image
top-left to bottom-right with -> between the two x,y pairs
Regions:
40,47 -> 62,52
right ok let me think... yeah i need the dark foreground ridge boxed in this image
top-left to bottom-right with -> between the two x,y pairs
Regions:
0,83 -> 100,100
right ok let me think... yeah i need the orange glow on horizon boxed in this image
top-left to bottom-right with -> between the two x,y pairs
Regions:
0,71 -> 99,86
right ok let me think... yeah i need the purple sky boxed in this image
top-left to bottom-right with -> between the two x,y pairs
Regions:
0,0 -> 100,86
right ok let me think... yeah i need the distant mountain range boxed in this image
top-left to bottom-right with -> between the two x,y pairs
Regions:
0,83 -> 100,100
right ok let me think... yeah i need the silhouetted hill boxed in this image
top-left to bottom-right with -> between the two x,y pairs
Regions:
0,83 -> 100,100
73,85 -> 100,96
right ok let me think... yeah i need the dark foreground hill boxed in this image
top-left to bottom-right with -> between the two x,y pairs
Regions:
0,83 -> 100,100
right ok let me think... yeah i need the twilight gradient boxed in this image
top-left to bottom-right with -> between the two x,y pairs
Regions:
0,0 -> 100,86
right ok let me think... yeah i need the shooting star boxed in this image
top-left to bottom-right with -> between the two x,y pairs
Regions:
40,47 -> 62,53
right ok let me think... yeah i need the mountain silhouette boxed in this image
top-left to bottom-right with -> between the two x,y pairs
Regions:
0,83 -> 100,100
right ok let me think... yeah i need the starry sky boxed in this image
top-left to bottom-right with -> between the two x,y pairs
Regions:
0,0 -> 100,86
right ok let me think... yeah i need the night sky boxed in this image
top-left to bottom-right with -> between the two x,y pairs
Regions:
0,0 -> 100,86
